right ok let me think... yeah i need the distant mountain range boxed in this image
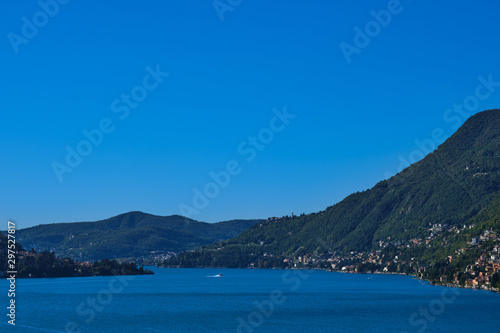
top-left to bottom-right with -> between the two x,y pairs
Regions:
10,212 -> 260,261
166,109 -> 500,289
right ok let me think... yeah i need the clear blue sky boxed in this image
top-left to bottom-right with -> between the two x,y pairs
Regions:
2,1 -> 500,228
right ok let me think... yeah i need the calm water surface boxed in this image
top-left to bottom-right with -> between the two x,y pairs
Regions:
1,267 -> 498,332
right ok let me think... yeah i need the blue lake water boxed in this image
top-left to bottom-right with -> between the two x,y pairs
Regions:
1,267 -> 499,332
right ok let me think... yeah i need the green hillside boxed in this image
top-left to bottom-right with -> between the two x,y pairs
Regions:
11,212 -> 260,261
166,109 -> 500,289
0,233 -> 154,278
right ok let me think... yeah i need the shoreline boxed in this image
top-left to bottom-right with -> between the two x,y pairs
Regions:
160,265 -> 500,294
338,269 -> 500,294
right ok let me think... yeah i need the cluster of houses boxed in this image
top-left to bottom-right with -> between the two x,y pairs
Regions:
137,251 -> 177,265
270,223 -> 500,290
458,243 -> 500,288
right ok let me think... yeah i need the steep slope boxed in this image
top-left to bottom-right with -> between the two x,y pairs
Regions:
167,109 -> 500,268
12,212 -> 260,261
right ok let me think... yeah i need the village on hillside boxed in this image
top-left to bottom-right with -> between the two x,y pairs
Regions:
251,219 -> 500,292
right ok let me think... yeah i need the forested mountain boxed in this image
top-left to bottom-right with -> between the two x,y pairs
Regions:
10,212 -> 260,261
166,109 -> 500,289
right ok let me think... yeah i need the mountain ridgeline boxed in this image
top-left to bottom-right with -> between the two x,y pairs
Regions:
12,212 -> 260,261
167,109 -> 500,269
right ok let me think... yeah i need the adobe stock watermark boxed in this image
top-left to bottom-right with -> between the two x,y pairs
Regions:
178,107 -> 296,217
339,0 -> 413,64
7,0 -> 71,54
401,287 -> 460,333
51,64 -> 169,183
213,0 -> 243,22
6,221 -> 17,326
384,74 -> 500,180
65,275 -> 135,333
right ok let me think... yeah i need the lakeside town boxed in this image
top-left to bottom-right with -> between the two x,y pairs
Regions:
244,218 -> 500,292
